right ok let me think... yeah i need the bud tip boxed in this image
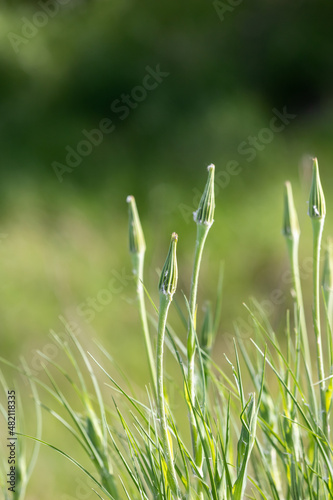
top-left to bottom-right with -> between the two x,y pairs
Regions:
127,195 -> 146,254
308,157 -> 326,219
158,232 -> 178,298
283,180 -> 300,239
193,164 -> 215,227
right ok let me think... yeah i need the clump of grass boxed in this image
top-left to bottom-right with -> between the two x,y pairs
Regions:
2,157 -> 333,499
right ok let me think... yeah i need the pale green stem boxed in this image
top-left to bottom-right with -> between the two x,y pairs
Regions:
312,218 -> 328,436
188,226 -> 209,401
133,253 -> 157,399
157,293 -> 179,496
328,297 -> 333,334
286,236 -> 310,368
187,224 -> 209,466
324,272 -> 333,446
326,289 -> 333,377
286,236 -> 317,416
325,281 -> 333,335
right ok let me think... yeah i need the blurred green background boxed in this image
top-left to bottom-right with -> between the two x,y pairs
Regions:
1,0 -> 333,497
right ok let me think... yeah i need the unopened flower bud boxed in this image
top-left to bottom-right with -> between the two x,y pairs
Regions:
308,158 -> 326,220
282,181 -> 300,240
158,233 -> 178,299
127,195 -> 146,254
193,164 -> 215,227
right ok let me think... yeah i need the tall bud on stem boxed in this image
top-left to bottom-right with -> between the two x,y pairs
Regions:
283,181 -> 300,240
158,233 -> 178,299
193,164 -> 215,228
187,164 -> 215,472
157,233 -> 180,496
127,195 -> 146,258
308,158 -> 328,437
282,182 -> 310,369
127,196 -> 156,396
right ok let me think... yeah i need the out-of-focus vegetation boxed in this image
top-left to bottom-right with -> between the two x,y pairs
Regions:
1,1 -> 333,498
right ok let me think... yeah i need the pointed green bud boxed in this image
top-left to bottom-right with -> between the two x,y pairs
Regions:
158,233 -> 178,299
282,181 -> 300,240
127,195 -> 146,254
193,164 -> 215,227
323,237 -> 333,294
308,158 -> 326,219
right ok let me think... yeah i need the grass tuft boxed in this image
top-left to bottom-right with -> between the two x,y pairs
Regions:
1,158 -> 333,499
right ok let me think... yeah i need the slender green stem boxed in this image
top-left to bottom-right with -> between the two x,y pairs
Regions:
286,237 -> 310,367
188,225 -> 209,402
186,164 -> 215,476
135,253 -> 157,398
325,287 -> 333,395
286,236 -> 318,418
327,294 -> 333,334
323,240 -> 333,445
323,237 -> 333,336
187,224 -> 209,464
312,218 -> 328,436
157,293 -> 180,496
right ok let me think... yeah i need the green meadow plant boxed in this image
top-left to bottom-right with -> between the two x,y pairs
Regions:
2,157 -> 333,499
282,180 -> 310,367
127,195 -> 157,397
309,159 -> 328,437
187,164 -> 215,476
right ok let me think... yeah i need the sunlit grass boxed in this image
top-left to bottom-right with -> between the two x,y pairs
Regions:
2,158 -> 333,498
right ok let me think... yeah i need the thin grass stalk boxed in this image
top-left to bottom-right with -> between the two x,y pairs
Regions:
18,360 -> 42,500
252,338 -> 333,488
201,302 -> 213,389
